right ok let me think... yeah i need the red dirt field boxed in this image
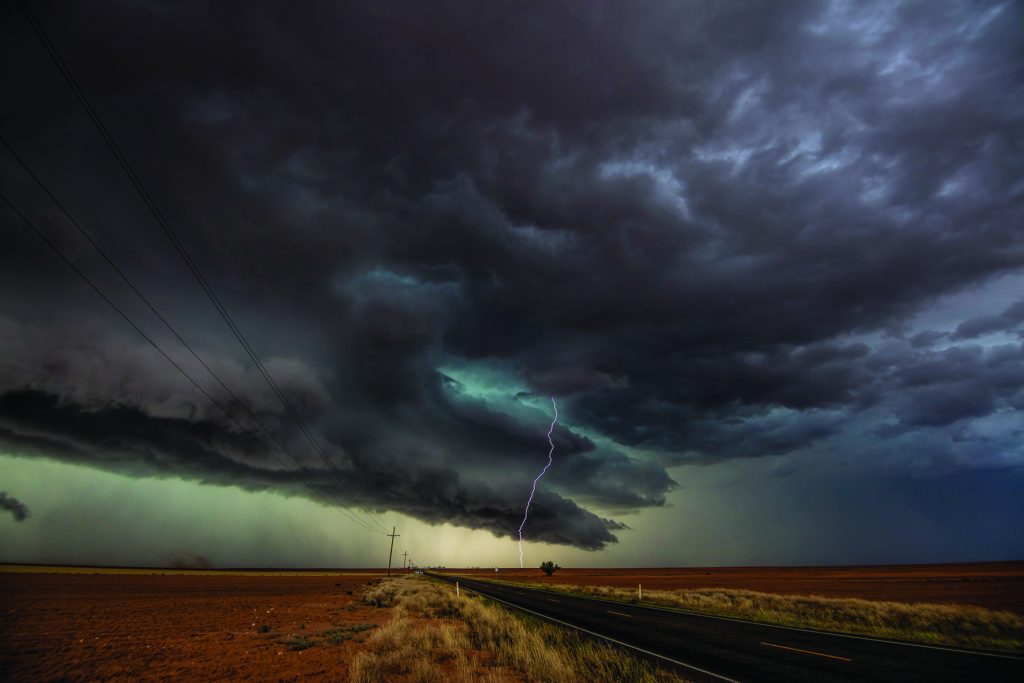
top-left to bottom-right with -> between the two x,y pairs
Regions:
0,569 -> 397,682
3,563 -> 1020,681
446,561 -> 1024,614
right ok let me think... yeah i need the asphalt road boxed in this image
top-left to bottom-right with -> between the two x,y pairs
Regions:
429,573 -> 1024,682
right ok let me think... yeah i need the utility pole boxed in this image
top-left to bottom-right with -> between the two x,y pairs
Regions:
402,551 -> 408,570
386,526 -> 400,578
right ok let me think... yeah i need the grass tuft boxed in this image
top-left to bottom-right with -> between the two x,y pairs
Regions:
282,636 -> 313,651
321,622 -> 377,645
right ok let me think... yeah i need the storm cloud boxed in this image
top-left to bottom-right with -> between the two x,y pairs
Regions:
0,491 -> 29,522
0,1 -> 1021,552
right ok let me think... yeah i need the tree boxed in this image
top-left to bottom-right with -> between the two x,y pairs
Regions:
539,561 -> 560,576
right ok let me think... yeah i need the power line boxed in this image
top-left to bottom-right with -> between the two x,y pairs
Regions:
16,0 -> 389,534
0,191 -> 384,535
0,132 -> 381,529
0,134 -> 361,520
386,527 -> 400,577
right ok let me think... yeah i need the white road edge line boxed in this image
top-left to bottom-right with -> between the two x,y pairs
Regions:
449,576 -> 1024,662
453,582 -> 741,683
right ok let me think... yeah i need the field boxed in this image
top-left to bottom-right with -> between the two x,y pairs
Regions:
0,567 -> 684,682
2,562 -> 1021,680
0,568 -> 391,681
450,561 -> 1024,614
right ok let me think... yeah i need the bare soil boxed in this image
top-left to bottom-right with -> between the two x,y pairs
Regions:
3,562 -> 1019,681
448,561 -> 1024,614
0,570 -> 394,682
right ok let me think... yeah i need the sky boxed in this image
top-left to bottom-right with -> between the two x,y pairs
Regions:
1,0 -> 1022,568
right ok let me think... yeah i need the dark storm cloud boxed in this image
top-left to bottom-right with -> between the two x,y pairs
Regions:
1,0 -> 1022,549
892,343 -> 1024,428
952,301 -> 1024,340
0,491 -> 30,522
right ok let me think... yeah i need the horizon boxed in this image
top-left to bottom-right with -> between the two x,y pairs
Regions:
4,559 -> 1023,571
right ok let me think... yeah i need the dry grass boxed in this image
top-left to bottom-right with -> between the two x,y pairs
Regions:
479,579 -> 1024,653
354,576 -> 687,682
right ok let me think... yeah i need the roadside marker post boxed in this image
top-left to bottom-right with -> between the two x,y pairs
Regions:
639,584 -> 642,601
456,581 -> 460,598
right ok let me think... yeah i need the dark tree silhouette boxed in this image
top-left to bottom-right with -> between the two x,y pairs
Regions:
540,561 -> 561,576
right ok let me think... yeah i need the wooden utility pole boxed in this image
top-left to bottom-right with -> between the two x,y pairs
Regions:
402,551 -> 408,569
386,527 -> 400,577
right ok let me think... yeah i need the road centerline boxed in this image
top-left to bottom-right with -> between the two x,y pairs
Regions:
760,641 -> 851,662
606,609 -> 632,618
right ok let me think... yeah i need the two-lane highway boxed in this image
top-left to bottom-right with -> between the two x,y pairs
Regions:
430,574 -> 1023,682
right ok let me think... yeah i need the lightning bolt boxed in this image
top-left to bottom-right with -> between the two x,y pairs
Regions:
518,396 -> 558,568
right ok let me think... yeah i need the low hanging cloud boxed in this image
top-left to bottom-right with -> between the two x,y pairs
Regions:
0,491 -> 30,522
169,552 -> 216,570
0,0 -> 1021,551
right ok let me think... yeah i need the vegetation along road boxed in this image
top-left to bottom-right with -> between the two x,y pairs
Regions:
430,573 -> 1024,682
